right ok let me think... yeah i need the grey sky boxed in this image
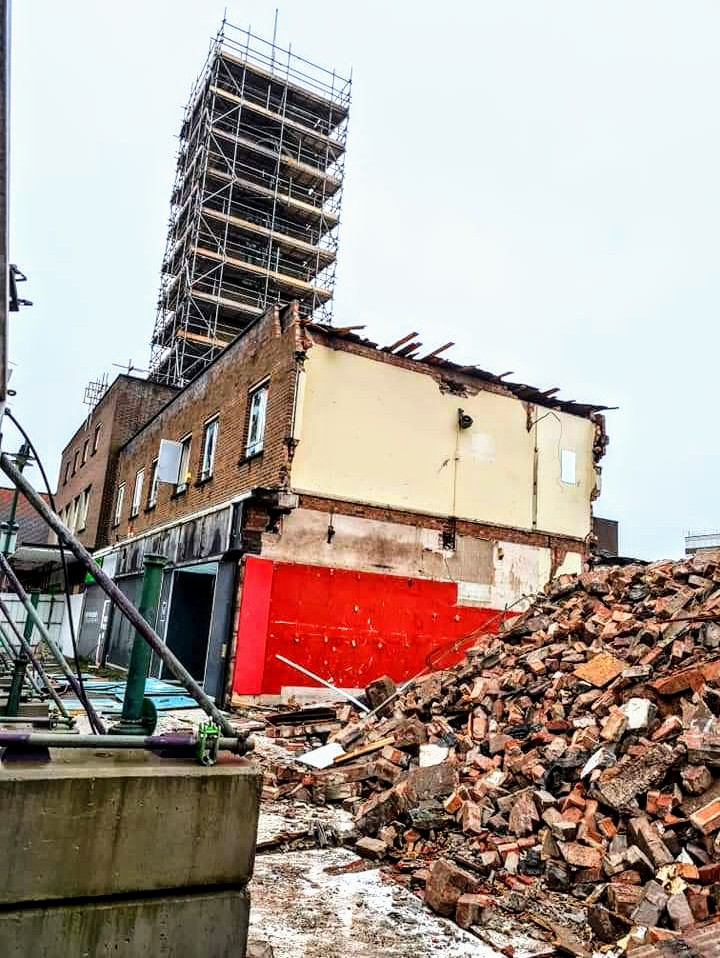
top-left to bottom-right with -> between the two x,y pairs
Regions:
7,1 -> 720,560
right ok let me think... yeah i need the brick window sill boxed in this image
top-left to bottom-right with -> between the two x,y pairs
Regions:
238,450 -> 264,467
195,475 -> 213,488
144,503 -> 157,514
170,487 -> 188,501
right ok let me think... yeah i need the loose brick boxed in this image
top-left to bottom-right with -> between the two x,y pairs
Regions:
424,860 -> 478,917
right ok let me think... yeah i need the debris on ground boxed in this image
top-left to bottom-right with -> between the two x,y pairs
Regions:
254,556 -> 720,952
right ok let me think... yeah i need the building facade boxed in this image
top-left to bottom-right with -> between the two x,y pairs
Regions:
73,302 -> 609,704
54,376 -> 176,550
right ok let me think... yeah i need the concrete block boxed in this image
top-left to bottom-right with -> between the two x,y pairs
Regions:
0,749 -> 261,903
0,887 -> 250,957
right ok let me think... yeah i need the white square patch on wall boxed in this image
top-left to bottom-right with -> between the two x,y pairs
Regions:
457,581 -> 492,605
561,449 -> 577,485
471,433 -> 496,463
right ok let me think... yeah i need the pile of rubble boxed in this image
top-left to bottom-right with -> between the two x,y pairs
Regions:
260,556 -> 720,952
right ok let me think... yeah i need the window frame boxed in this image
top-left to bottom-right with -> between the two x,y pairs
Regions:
70,495 -> 81,533
245,381 -> 269,459
77,486 -> 91,532
113,483 -> 125,528
63,459 -> 71,485
560,449 -> 577,486
92,423 -> 102,454
81,438 -> 89,465
199,417 -> 219,482
147,458 -> 159,509
130,468 -> 145,518
72,450 -> 79,475
175,435 -> 192,494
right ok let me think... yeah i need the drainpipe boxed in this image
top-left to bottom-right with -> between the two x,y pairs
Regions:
109,554 -> 167,736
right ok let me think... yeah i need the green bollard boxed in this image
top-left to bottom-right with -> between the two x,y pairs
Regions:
5,590 -> 38,716
109,554 -> 167,736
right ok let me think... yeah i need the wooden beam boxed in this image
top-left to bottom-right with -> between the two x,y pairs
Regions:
419,341 -> 454,362
333,735 -> 395,765
396,341 -> 423,357
176,328 -> 229,348
384,331 -> 418,352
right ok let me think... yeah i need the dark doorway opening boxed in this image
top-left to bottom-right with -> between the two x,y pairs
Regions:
163,565 -> 216,682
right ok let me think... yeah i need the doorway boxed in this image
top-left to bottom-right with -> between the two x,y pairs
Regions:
162,563 -> 217,683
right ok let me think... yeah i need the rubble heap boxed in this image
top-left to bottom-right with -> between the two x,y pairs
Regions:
262,556 -> 720,950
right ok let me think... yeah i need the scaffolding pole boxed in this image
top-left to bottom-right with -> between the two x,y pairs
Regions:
0,452 -> 240,738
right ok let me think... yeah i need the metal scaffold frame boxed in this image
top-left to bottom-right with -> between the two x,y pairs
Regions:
150,21 -> 352,386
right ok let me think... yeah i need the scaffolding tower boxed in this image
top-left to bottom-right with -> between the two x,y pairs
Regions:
149,22 -> 352,386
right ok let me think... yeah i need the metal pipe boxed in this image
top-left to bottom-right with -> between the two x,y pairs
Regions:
0,554 -> 105,731
0,716 -> 58,727
0,621 -> 17,671
110,554 -> 166,736
0,730 -> 252,754
0,454 -> 238,737
0,592 -> 73,721
6,588 -> 36,715
274,653 -> 370,713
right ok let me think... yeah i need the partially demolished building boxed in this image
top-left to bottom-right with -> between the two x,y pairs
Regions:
53,22 -> 611,707
67,302 -> 609,705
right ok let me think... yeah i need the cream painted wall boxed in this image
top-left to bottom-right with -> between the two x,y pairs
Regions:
291,344 -> 596,539
535,410 -> 596,538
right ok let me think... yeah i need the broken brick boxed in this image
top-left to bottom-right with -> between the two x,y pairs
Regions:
424,859 -> 479,916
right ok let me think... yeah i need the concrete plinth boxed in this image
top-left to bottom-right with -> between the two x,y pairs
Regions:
0,748 -> 261,903
0,888 -> 250,957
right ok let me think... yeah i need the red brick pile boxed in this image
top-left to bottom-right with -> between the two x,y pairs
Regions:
262,556 -> 720,950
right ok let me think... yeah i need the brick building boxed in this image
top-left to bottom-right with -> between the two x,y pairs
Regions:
54,376 -> 176,550
67,302 -> 610,705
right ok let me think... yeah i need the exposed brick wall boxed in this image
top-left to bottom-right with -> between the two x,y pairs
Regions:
111,305 -> 301,543
54,377 -> 176,549
296,493 -> 587,552
0,487 -> 50,545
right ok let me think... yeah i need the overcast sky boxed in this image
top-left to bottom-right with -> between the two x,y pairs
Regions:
6,1 -> 720,560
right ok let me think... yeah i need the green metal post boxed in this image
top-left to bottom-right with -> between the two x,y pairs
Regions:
5,589 -> 37,715
109,554 -> 167,736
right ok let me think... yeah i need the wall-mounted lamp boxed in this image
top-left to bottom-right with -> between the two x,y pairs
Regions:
458,408 -> 473,430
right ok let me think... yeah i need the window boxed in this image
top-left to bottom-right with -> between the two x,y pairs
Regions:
70,495 -> 81,533
63,460 -> 71,485
81,439 -> 89,465
77,487 -> 91,532
72,450 -> 79,475
176,435 -> 192,493
130,468 -> 144,517
245,383 -> 268,458
200,418 -> 219,481
560,449 -> 577,485
113,483 -> 125,527
92,423 -> 102,454
147,459 -> 159,508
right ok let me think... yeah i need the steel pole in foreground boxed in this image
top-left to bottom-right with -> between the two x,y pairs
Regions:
0,591 -> 72,721
0,618 -> 42,693
110,554 -> 166,736
5,587 -> 35,715
0,557 -> 100,727
0,453 -> 237,736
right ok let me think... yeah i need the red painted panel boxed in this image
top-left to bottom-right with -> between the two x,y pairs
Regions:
232,556 -> 274,695
258,562 -> 505,695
